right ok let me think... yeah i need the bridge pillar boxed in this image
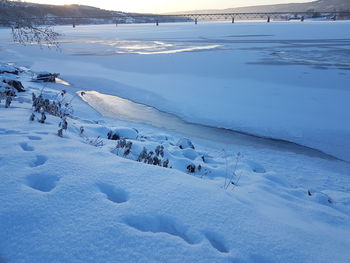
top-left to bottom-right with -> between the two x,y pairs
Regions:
195,18 -> 198,24
267,16 -> 270,23
232,17 -> 235,23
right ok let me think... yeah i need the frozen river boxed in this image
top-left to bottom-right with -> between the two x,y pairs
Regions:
1,21 -> 350,160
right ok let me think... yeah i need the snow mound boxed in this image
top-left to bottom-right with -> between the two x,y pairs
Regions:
108,127 -> 139,140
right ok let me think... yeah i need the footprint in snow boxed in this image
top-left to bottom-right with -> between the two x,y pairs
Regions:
19,142 -> 34,152
35,132 -> 49,135
29,155 -> 48,168
264,174 -> 288,187
246,160 -> 266,173
27,135 -> 42,141
97,183 -> 129,204
203,231 -> 230,253
123,215 -> 200,245
0,128 -> 25,135
26,173 -> 60,192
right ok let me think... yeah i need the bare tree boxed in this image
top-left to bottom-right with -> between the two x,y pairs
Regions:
0,0 -> 60,48
11,21 -> 60,48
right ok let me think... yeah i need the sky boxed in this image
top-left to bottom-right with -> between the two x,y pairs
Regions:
22,0 -> 314,13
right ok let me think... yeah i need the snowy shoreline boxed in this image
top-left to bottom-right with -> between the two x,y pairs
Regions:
79,89 -> 340,161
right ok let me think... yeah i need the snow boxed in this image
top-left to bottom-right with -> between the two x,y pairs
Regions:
1,21 -> 350,262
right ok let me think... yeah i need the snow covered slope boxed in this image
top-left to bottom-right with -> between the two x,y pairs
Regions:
1,63 -> 350,262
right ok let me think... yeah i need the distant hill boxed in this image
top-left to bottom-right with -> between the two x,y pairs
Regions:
0,1 -> 185,25
168,0 -> 350,14
0,1 -> 122,18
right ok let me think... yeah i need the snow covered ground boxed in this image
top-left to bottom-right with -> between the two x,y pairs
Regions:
1,21 -> 350,161
1,62 -> 350,263
1,22 -> 350,262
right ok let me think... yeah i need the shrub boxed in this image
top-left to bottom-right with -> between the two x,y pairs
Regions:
223,152 -> 242,190
0,84 -> 16,108
32,89 -> 73,118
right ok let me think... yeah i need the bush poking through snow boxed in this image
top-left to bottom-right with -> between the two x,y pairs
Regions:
0,85 -> 16,108
155,145 -> 164,158
163,159 -> 169,168
5,96 -> 12,108
187,164 -> 196,173
79,126 -> 85,136
57,117 -> 68,137
29,113 -> 35,121
112,138 -> 133,156
31,89 -> 74,134
32,89 -> 73,118
137,147 -> 148,162
87,136 -> 104,147
79,126 -> 104,147
38,108 -> 47,124
136,145 -> 169,168
123,141 -> 133,157
223,152 -> 243,190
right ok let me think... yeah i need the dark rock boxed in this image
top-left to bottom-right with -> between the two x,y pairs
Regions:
2,80 -> 25,92
0,69 -> 19,75
0,65 -> 19,75
35,72 -> 60,82
107,131 -> 120,140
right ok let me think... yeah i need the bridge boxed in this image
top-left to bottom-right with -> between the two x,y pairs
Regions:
168,11 -> 349,22
1,11 -> 350,27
